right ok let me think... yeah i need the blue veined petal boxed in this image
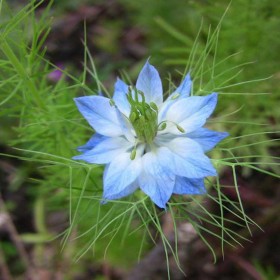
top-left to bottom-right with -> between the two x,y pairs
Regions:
188,128 -> 229,152
156,137 -> 217,178
164,93 -> 218,134
112,78 -> 130,116
74,96 -> 123,137
115,107 -> 135,143
73,137 -> 133,164
173,176 -> 206,195
103,145 -> 144,200
169,73 -> 192,99
77,133 -> 108,153
158,73 -> 193,122
136,61 -> 163,105
138,151 -> 175,209
102,181 -> 138,200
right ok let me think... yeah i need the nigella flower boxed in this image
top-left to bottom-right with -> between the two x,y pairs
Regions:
73,61 -> 228,209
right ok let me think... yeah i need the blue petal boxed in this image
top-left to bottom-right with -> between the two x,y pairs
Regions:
102,181 -> 138,200
73,137 -> 133,164
156,137 -> 217,178
103,149 -> 143,200
164,93 -> 218,134
188,128 -> 229,152
158,74 -> 192,122
112,78 -> 130,116
136,61 -> 163,105
173,177 -> 206,195
77,133 -> 107,153
115,107 -> 135,143
138,152 -> 175,209
170,73 -> 192,99
74,96 -> 123,137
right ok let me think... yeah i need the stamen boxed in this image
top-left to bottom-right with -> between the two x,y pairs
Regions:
149,102 -> 158,112
176,124 -> 185,133
145,109 -> 154,121
158,122 -> 167,131
171,93 -> 180,100
158,120 -> 185,133
129,111 -> 137,123
130,148 -> 137,160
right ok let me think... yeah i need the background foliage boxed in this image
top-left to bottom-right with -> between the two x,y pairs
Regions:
0,0 -> 279,279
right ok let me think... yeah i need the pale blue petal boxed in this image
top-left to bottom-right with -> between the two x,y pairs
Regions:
188,128 -> 229,152
169,73 -> 192,99
153,133 -> 174,144
102,181 -> 138,200
136,61 -> 163,105
138,152 -> 175,209
73,137 -> 133,164
164,93 -> 218,134
74,96 -> 123,137
158,74 -> 192,121
103,149 -> 143,199
77,133 -> 107,152
173,177 -> 206,195
156,137 -> 217,178
112,78 -> 130,116
138,173 -> 173,209
115,107 -> 135,143
158,100 -> 172,122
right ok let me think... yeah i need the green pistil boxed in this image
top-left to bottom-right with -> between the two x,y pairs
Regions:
126,88 -> 185,150
127,87 -> 158,144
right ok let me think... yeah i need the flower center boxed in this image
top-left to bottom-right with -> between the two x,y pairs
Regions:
127,87 -> 158,144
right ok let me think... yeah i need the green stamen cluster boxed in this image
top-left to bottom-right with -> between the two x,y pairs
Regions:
127,87 -> 158,144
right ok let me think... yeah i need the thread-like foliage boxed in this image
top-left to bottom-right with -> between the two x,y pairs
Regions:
0,1 -> 279,278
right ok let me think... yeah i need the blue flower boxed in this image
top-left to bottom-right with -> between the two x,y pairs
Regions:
73,61 -> 228,209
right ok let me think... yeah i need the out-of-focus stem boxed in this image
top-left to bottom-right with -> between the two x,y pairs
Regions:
0,244 -> 12,280
0,193 -> 33,275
